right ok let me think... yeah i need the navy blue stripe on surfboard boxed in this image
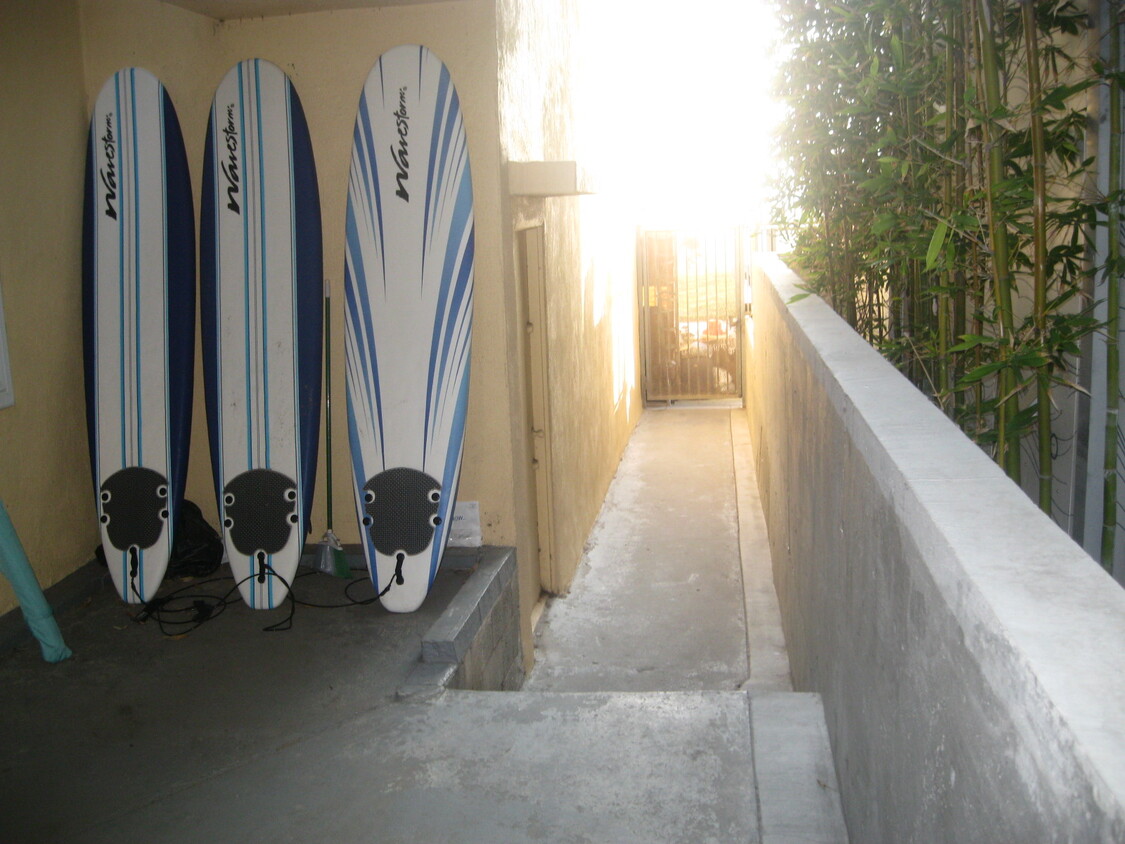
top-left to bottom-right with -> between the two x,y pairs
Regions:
429,341 -> 471,583
420,59 -> 453,281
200,103 -> 222,510
288,79 -> 322,528
423,153 -> 473,455
344,260 -> 384,468
162,85 -> 196,543
423,161 -> 472,457
357,90 -> 388,292
82,114 -> 97,496
344,99 -> 386,457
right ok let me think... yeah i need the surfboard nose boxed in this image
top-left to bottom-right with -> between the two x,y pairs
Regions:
361,467 -> 442,557
222,468 -> 299,557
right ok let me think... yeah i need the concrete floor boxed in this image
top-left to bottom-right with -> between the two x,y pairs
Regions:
0,407 -> 846,843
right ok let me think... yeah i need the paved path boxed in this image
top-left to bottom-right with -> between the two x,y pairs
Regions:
526,408 -> 751,692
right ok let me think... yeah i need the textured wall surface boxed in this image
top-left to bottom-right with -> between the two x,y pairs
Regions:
744,254 -> 1125,842
496,0 -> 640,602
0,1 -> 103,615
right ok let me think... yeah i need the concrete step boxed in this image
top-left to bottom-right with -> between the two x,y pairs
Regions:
75,690 -> 757,843
72,687 -> 846,844
752,692 -> 849,844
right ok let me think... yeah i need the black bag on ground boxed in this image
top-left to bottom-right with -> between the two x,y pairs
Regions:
93,499 -> 223,581
166,500 -> 223,579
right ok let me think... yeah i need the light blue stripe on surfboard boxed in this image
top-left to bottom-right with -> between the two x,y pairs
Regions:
254,59 -> 273,607
239,63 -> 253,480
129,69 -> 148,598
115,73 -> 127,479
131,68 -> 143,467
237,61 -> 256,607
255,59 -> 271,473
115,72 -> 128,598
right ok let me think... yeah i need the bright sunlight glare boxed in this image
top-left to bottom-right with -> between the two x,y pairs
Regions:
576,0 -> 782,229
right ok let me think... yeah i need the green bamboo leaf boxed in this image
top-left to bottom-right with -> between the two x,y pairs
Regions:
959,361 -> 1006,384
926,220 -> 949,271
890,33 -> 904,68
1039,79 -> 1097,111
872,214 -> 898,235
1011,351 -> 1049,369
950,334 -> 992,352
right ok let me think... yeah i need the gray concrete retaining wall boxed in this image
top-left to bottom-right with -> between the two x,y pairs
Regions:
743,254 -> 1125,842
398,546 -> 523,698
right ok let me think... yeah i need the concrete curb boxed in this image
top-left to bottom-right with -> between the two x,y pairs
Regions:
397,546 -> 520,700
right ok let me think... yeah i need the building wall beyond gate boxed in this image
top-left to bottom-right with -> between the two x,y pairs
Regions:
743,254 -> 1125,842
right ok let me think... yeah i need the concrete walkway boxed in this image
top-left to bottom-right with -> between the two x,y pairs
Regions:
0,407 -> 847,843
526,407 -> 791,694
522,407 -> 848,842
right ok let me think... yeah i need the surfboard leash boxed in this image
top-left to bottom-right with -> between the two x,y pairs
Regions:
375,552 -> 407,599
128,561 -> 390,636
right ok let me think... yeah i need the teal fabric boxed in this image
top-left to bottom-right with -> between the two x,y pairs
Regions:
0,500 -> 72,662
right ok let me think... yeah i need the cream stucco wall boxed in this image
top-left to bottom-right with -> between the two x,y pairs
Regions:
0,2 -> 92,616
496,0 -> 641,596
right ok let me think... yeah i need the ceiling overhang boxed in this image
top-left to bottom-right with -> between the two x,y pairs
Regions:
162,0 -> 446,21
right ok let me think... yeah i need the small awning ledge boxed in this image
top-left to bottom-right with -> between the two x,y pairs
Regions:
508,161 -> 594,197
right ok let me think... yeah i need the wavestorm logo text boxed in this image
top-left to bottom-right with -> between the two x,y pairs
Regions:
221,104 -> 240,213
100,113 -> 118,220
391,87 -> 410,202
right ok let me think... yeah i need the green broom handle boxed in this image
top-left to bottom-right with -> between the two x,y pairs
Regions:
324,289 -> 334,528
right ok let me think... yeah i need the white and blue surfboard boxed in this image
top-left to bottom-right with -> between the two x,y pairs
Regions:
201,59 -> 322,610
82,68 -> 195,605
345,45 -> 474,613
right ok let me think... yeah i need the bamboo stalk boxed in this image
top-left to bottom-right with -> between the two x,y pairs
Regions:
1022,0 -> 1053,513
940,2 -> 957,410
976,0 -> 1021,482
1102,2 -> 1122,571
954,3 -> 968,407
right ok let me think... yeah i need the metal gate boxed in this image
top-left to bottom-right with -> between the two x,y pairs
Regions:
640,229 -> 744,402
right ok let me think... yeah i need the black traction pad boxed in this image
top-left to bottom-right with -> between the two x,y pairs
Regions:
222,469 -> 298,556
362,467 -> 441,556
99,466 -> 169,552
